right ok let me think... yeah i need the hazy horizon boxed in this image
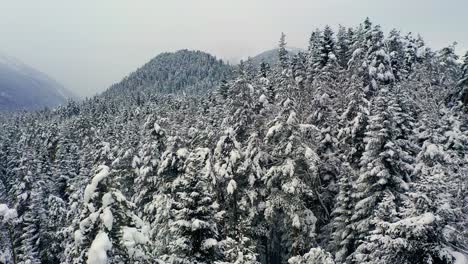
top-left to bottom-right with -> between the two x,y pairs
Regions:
1,0 -> 467,97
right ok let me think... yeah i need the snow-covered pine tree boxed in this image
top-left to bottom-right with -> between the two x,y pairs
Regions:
403,32 -> 419,74
214,128 -> 259,264
338,76 -> 369,168
436,43 -> 460,86
335,25 -> 351,69
288,247 -> 335,264
259,61 -> 271,79
318,26 -> 337,70
328,163 -> 355,263
307,74 -> 342,235
149,136 -> 188,258
434,109 -> 468,250
348,19 -> 394,95
457,51 -> 468,106
349,87 -> 410,263
132,116 -> 166,209
257,63 -> 275,106
291,52 -> 307,91
41,194 -> 67,263
390,85 -> 418,182
387,29 -> 406,81
0,203 -> 17,264
54,131 -> 80,204
161,148 -> 221,264
306,29 -> 322,83
278,33 -> 288,70
9,149 -> 42,264
219,79 -> 230,100
394,115 -> 463,263
67,161 -> 149,263
263,97 -> 319,263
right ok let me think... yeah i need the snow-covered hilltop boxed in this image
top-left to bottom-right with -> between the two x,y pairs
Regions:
102,49 -> 233,99
248,47 -> 303,67
0,54 -> 75,111
0,19 -> 467,264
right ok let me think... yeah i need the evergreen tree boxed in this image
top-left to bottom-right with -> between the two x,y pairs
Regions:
151,136 -> 188,258
436,43 -> 460,85
387,29 -> 406,80
10,151 -> 42,264
319,25 -> 337,70
278,33 -> 288,69
132,117 -> 166,209
458,51 -> 468,106
348,19 -> 394,94
161,148 -> 221,264
329,163 -> 355,263
338,77 -> 369,168
288,247 -> 335,264
213,129 -> 259,263
307,29 -> 322,82
263,98 -> 319,263
335,25 -> 351,69
349,88 -> 409,263
67,162 -> 149,263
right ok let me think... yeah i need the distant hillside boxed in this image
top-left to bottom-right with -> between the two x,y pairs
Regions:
0,55 -> 74,111
249,47 -> 303,66
103,50 -> 233,98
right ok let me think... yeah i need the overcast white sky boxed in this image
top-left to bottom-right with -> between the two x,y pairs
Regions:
1,0 -> 467,97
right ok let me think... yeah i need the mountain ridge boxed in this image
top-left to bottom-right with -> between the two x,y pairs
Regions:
0,54 -> 75,111
102,49 -> 233,98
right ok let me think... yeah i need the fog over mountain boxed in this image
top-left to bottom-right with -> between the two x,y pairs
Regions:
0,54 -> 74,111
1,0 -> 467,97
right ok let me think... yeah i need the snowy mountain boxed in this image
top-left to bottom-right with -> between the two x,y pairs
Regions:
0,55 -> 74,111
103,49 -> 233,98
249,47 -> 303,66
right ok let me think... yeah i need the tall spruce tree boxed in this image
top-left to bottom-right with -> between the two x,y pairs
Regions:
161,148 -> 221,264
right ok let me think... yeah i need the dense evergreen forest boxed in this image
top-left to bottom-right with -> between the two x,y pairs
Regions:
1,19 -> 467,264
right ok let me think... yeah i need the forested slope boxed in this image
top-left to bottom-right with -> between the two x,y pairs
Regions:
0,55 -> 74,111
102,49 -> 233,99
0,19 -> 467,264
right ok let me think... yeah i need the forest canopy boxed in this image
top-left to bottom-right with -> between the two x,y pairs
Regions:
0,18 -> 467,264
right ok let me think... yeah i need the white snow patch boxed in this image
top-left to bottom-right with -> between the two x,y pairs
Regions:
87,232 -> 112,264
176,148 -> 189,158
154,123 -> 162,134
266,123 -> 283,140
230,150 -> 241,164
292,214 -> 301,228
201,238 -> 218,250
74,230 -> 84,245
352,48 -> 363,57
248,84 -> 255,94
283,98 -> 293,107
259,94 -> 268,104
84,166 -> 110,204
191,219 -> 207,231
122,226 -> 148,258
102,193 -> 114,207
0,204 -> 17,222
424,144 -> 442,159
100,208 -> 113,231
447,248 -> 468,264
287,111 -> 297,125
227,179 -> 237,195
